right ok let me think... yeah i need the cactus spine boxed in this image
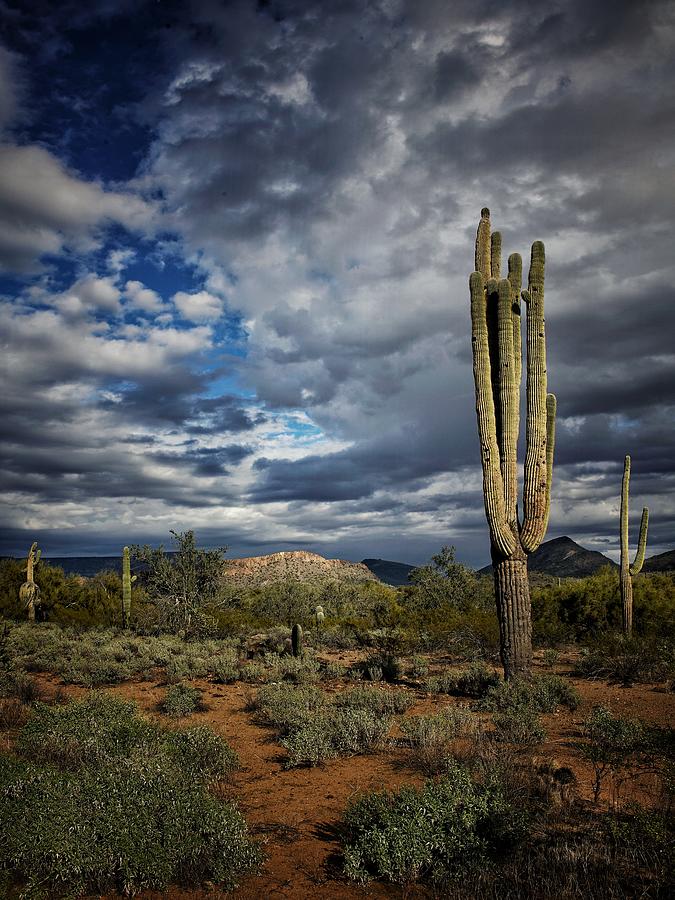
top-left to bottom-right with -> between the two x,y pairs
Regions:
470,208 -> 556,678
19,542 -> 42,623
620,455 -> 649,636
122,546 -> 137,629
291,623 -> 303,658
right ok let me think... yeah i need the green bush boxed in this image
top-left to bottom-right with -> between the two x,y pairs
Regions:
335,685 -> 414,715
576,634 -> 675,685
492,705 -> 546,746
162,683 -> 204,718
1,694 -> 259,895
426,662 -> 501,698
342,762 -> 529,885
578,706 -> 648,804
254,683 -> 393,767
480,675 -> 580,714
400,708 -> 475,774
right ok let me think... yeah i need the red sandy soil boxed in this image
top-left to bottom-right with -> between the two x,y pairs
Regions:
9,649 -> 675,900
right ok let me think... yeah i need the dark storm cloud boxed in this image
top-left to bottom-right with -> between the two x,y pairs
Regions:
2,0 -> 675,562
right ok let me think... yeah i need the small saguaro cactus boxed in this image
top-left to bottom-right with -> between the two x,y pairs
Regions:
291,623 -> 303,658
315,604 -> 325,646
19,542 -> 42,623
122,546 -> 138,629
469,208 -> 557,678
620,455 -> 649,636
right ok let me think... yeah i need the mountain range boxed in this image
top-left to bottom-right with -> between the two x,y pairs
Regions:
14,536 -> 673,583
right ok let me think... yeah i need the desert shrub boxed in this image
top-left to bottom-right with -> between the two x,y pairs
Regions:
408,655 -> 429,679
400,708 -> 475,774
577,706 -> 648,804
542,648 -> 559,668
321,660 -> 346,680
335,685 -> 414,715
0,698 -> 29,730
1,693 -> 257,895
162,683 -> 204,718
254,682 -> 327,733
576,634 -> 675,685
492,705 -> 546,746
255,682 -> 392,767
342,761 -> 529,885
3,671 -> 43,705
480,675 -> 580,714
360,651 -> 402,682
426,662 -> 501,698
280,714 -> 336,767
211,656 -> 240,684
163,725 -> 239,782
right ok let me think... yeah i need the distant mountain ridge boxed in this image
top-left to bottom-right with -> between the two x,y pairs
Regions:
223,550 -> 378,586
643,549 -> 675,573
478,536 -> 618,578
362,558 -> 416,586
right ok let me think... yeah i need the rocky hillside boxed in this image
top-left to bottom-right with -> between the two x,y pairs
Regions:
222,550 -> 379,586
643,549 -> 675,573
479,536 -> 616,578
362,558 -> 416,586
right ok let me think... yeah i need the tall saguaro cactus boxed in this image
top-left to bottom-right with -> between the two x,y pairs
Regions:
470,208 -> 556,678
122,546 -> 137,629
19,542 -> 42,623
620,455 -> 649,636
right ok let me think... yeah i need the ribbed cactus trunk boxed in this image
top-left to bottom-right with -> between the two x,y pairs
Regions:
291,623 -> 303,658
19,542 -> 41,623
470,209 -> 556,679
620,455 -> 649,636
122,546 -> 137,629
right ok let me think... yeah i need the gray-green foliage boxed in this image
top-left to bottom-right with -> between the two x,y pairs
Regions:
162,682 -> 204,718
578,705 -> 649,804
478,675 -> 579,747
342,761 -> 528,885
426,662 -> 501,698
1,693 -> 257,896
4,622 -> 242,686
400,708 -> 476,774
253,682 -> 405,767
130,530 -> 227,637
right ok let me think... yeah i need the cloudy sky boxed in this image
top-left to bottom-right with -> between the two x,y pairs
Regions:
1,0 -> 674,566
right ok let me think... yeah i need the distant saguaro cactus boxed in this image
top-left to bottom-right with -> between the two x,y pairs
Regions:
122,546 -> 138,629
291,623 -> 303,658
620,455 -> 649,636
469,208 -> 556,678
19,542 -> 42,623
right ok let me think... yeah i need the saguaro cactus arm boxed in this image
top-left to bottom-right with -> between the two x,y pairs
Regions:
630,507 -> 649,576
470,269 -> 515,557
520,241 -> 552,552
496,277 -> 519,522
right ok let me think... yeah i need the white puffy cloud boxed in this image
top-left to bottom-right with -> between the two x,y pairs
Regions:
172,289 -> 224,322
52,274 -> 121,317
0,144 -> 156,272
124,279 -> 163,313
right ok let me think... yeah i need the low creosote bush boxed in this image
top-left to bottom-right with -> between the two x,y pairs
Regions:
400,708 -> 476,774
162,682 -> 204,718
342,761 -> 529,885
335,685 -> 414,716
254,682 -> 393,767
492,705 -> 547,746
577,705 -> 648,805
426,662 -> 501,699
576,634 -> 675,686
480,675 -> 580,714
0,693 -> 259,896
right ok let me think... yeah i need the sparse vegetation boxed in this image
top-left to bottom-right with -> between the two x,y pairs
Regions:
0,694 -> 258,895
